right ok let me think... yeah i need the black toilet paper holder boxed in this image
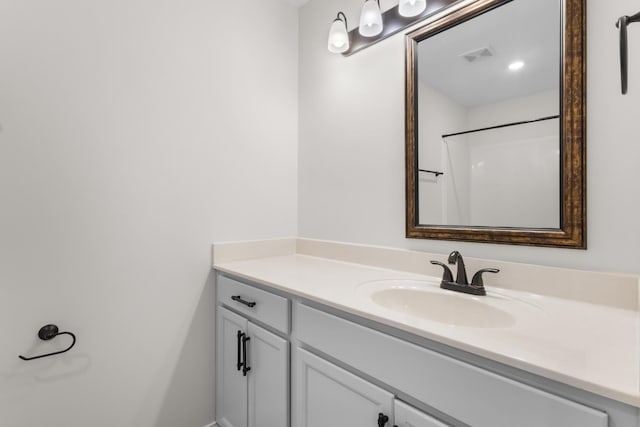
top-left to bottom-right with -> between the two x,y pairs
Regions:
18,324 -> 77,361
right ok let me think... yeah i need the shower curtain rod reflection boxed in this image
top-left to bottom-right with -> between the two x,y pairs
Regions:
441,115 -> 559,139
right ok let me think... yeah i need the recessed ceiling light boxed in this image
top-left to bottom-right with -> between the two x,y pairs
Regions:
508,61 -> 525,71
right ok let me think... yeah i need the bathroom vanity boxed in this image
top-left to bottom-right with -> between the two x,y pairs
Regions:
212,239 -> 640,427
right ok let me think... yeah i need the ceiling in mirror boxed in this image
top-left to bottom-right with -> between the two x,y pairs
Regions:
417,0 -> 559,107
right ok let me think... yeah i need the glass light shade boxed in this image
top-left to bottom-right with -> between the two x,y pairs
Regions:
398,0 -> 427,17
359,0 -> 383,37
328,17 -> 349,53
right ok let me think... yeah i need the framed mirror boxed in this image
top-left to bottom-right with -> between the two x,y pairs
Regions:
405,0 -> 585,248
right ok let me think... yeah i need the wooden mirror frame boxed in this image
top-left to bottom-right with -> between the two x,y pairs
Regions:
405,0 -> 586,248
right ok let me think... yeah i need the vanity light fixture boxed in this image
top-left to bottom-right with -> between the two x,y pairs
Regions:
508,60 -> 525,71
328,12 -> 350,53
399,0 -> 427,18
359,0 -> 383,37
327,0 -> 440,56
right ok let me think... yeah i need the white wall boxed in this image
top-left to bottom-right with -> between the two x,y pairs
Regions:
0,1 -> 298,426
418,80 -> 469,224
418,82 -> 468,224
299,0 -> 640,274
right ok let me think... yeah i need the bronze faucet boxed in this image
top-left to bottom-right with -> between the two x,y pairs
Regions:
430,251 -> 499,296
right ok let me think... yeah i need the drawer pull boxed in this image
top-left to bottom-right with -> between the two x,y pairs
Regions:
231,295 -> 257,308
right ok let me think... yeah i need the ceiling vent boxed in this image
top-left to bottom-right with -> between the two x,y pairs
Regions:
459,46 -> 495,63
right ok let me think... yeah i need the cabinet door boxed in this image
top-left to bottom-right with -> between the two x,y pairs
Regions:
294,348 -> 393,427
217,307 -> 248,427
394,400 -> 450,427
247,322 -> 289,427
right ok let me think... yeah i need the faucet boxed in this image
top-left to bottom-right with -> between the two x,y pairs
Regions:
448,250 -> 468,285
430,251 -> 499,296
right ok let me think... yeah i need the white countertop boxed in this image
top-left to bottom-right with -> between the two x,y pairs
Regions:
214,253 -> 640,407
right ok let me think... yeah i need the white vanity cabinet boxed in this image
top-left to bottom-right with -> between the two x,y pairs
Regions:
294,347 -> 447,427
217,307 -> 249,427
214,272 -> 632,427
294,303 -> 609,427
216,276 -> 290,427
294,347 -> 393,427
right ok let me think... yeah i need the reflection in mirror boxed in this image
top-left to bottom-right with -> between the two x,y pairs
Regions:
418,0 -> 560,228
405,0 -> 586,248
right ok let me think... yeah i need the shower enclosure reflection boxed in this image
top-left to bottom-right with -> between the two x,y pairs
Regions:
419,113 -> 560,228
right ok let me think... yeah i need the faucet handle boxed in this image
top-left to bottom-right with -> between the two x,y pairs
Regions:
470,268 -> 500,288
430,260 -> 454,283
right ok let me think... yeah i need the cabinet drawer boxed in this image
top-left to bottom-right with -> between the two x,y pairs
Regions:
296,304 -> 608,427
217,275 -> 289,334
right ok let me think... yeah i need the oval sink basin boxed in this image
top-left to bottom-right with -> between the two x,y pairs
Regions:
358,280 -> 521,328
371,288 -> 515,328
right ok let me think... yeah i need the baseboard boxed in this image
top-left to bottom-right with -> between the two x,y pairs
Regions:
203,422 -> 217,427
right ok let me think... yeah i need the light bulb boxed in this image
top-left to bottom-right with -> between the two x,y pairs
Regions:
328,13 -> 349,54
508,60 -> 525,71
359,0 -> 383,37
399,0 -> 427,17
